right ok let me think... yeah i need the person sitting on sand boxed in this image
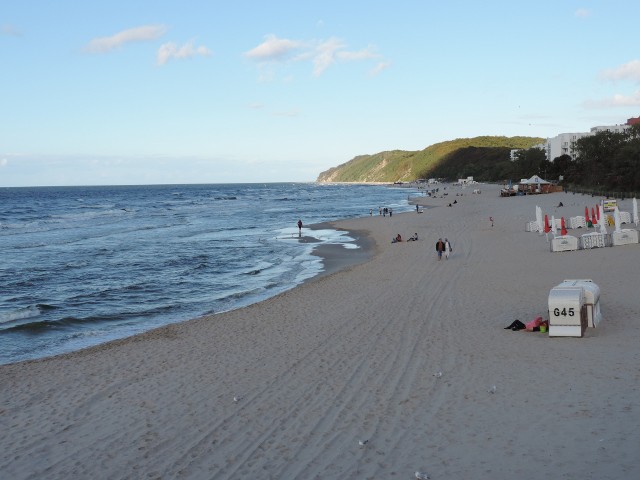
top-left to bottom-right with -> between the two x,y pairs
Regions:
391,233 -> 402,243
407,233 -> 418,241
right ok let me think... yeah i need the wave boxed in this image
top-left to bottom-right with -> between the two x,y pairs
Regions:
0,304 -> 57,324
0,304 -> 177,334
65,260 -> 89,269
220,286 -> 268,302
0,208 -> 132,237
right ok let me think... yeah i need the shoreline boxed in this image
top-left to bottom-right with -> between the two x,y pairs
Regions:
307,222 -> 376,280
2,184 -> 639,479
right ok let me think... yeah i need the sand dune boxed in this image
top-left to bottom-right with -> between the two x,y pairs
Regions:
2,184 -> 639,479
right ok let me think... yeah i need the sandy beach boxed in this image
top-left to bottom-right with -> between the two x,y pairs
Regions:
2,184 -> 639,480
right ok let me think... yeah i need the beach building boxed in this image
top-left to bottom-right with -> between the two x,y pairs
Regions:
545,132 -> 592,162
456,176 -> 476,186
590,124 -> 630,134
545,118 -> 636,162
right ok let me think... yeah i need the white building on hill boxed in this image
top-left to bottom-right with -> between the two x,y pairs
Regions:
545,122 -> 631,161
545,132 -> 591,161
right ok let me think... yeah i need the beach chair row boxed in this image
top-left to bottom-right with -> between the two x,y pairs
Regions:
550,229 -> 639,251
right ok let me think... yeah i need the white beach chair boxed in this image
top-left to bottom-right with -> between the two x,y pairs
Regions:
611,229 -> 639,246
569,216 -> 587,229
525,220 -> 539,232
619,211 -> 631,224
580,232 -> 606,249
550,235 -> 579,252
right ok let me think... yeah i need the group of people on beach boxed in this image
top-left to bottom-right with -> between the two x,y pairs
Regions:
435,238 -> 453,260
391,232 -> 419,243
303,215 -> 452,261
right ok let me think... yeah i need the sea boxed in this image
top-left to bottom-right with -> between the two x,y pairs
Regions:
0,183 -> 419,365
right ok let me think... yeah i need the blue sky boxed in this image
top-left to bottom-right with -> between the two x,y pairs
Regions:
2,0 -> 640,186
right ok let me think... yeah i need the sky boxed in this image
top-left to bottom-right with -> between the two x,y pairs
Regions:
2,0 -> 640,187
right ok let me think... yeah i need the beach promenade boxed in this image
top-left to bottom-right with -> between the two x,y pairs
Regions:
2,184 -> 639,479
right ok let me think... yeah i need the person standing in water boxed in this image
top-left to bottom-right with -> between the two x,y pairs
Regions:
297,219 -> 303,237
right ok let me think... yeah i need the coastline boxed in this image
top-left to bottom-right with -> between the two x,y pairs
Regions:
2,184 -> 639,479
307,223 -> 376,280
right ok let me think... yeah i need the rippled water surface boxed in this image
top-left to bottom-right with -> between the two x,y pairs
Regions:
0,183 -> 417,364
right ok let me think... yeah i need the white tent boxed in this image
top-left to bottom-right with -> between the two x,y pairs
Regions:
521,175 -> 551,185
519,175 -> 552,195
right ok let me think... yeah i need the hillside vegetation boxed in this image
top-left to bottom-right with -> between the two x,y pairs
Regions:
317,136 -> 544,183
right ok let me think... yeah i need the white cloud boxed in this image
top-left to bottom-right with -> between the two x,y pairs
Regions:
313,40 -> 382,76
0,158 -> 8,167
600,60 -> 640,82
583,90 -> 640,108
84,25 -> 167,53
244,34 -> 302,61
369,61 -> 391,76
157,40 -> 212,65
575,8 -> 591,18
311,37 -> 345,76
245,34 -> 386,77
337,45 -> 378,62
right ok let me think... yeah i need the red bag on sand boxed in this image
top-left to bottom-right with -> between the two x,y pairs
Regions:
525,316 -> 543,331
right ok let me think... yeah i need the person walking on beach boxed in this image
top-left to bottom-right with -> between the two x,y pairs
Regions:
444,238 -> 453,260
297,219 -> 303,237
436,238 -> 445,261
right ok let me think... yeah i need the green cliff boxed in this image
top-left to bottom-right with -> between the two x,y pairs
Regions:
317,136 -> 544,183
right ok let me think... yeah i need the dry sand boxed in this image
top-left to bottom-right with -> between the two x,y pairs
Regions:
2,184 -> 639,480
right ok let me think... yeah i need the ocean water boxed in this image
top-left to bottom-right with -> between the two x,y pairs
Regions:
0,183 -> 418,365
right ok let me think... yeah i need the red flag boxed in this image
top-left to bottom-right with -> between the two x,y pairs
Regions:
544,214 -> 551,233
585,206 -> 590,223
595,205 -> 600,220
561,217 -> 567,236
591,207 -> 597,225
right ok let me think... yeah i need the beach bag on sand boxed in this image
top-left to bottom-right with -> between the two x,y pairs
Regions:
525,316 -> 543,331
